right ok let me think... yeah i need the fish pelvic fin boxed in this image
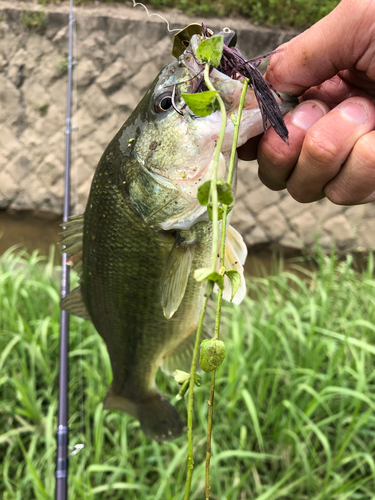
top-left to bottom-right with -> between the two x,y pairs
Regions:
60,286 -> 91,321
59,214 -> 84,279
103,386 -> 184,441
215,224 -> 248,305
160,234 -> 195,319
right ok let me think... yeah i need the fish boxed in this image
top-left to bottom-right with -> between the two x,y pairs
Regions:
60,28 -> 297,440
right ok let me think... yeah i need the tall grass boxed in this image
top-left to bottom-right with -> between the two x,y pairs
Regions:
1,245 -> 375,499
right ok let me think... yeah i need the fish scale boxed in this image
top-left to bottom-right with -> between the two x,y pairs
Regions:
82,152 -> 212,436
60,32 -> 296,440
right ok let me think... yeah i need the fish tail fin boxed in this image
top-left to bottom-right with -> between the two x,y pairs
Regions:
103,386 -> 184,441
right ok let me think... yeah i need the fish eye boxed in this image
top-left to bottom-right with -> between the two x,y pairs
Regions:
154,92 -> 173,113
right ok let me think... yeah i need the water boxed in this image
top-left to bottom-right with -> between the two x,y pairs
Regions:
0,211 -> 62,260
0,211 -> 311,276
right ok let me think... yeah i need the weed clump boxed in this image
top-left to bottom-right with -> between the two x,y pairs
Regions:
22,10 -> 47,33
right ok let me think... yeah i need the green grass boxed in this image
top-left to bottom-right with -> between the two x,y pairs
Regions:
33,0 -> 340,29
1,245 -> 375,499
22,10 -> 47,32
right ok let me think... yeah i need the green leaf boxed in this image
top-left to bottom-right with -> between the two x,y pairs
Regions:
207,204 -> 223,221
194,267 -> 224,290
196,35 -> 224,68
194,267 -> 211,281
174,370 -> 201,385
225,270 -> 241,302
182,90 -> 219,117
207,204 -> 233,221
197,180 -> 211,206
217,179 -> 234,205
174,369 -> 190,384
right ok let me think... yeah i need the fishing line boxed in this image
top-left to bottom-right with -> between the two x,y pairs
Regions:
72,15 -> 79,215
132,1 -> 181,32
72,318 -> 87,500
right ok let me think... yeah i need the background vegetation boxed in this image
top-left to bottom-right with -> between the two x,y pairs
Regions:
34,0 -> 341,28
1,246 -> 375,499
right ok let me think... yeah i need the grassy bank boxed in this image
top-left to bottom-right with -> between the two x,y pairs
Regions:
35,0 -> 340,28
1,246 -> 375,499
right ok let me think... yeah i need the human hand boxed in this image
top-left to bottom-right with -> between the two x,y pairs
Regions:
238,0 -> 375,205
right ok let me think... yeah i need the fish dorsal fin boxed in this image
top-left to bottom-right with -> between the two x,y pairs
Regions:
60,286 -> 91,321
161,324 -> 211,375
216,224 -> 248,305
160,235 -> 195,319
59,214 -> 84,280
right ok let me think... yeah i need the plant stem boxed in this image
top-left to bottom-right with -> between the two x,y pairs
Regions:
184,64 -> 227,500
227,79 -> 248,187
183,284 -> 211,500
203,63 -> 227,273
205,368 -> 216,499
204,79 -> 249,499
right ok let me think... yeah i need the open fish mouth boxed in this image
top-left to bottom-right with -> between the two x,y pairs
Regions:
169,23 -> 297,144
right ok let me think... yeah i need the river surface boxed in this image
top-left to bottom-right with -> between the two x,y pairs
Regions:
0,210 -> 316,275
0,211 -> 62,258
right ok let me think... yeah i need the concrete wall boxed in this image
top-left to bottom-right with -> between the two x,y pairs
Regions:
1,1 -> 374,253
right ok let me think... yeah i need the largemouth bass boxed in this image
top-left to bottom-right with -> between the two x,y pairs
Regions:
61,28 -> 296,440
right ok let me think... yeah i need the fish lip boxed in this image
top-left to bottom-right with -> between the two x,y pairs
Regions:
278,92 -> 299,105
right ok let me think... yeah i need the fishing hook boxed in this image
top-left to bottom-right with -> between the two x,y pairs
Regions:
171,85 -> 184,116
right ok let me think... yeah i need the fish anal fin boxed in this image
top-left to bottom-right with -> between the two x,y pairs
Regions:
60,286 -> 91,321
103,385 -> 138,417
161,325 -> 211,375
160,236 -> 195,319
104,385 -> 183,441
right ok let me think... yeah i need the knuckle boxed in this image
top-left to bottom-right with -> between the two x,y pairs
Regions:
286,183 -> 311,203
304,130 -> 340,166
258,168 -> 286,191
324,186 -> 348,205
355,133 -> 375,171
261,140 -> 291,165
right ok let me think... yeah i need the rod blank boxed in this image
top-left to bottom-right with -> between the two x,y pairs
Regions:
56,1 -> 74,499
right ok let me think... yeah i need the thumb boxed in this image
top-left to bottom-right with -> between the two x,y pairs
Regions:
265,0 -> 375,95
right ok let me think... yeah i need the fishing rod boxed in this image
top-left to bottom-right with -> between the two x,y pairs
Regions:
56,0 -> 74,498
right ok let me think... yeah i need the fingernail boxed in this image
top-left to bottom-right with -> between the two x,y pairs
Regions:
338,101 -> 368,124
292,101 -> 326,130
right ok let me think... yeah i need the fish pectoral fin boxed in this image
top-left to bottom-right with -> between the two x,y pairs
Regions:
104,386 -> 183,441
216,224 -> 248,305
161,324 -> 211,375
60,286 -> 91,321
160,235 -> 195,319
59,214 -> 84,280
